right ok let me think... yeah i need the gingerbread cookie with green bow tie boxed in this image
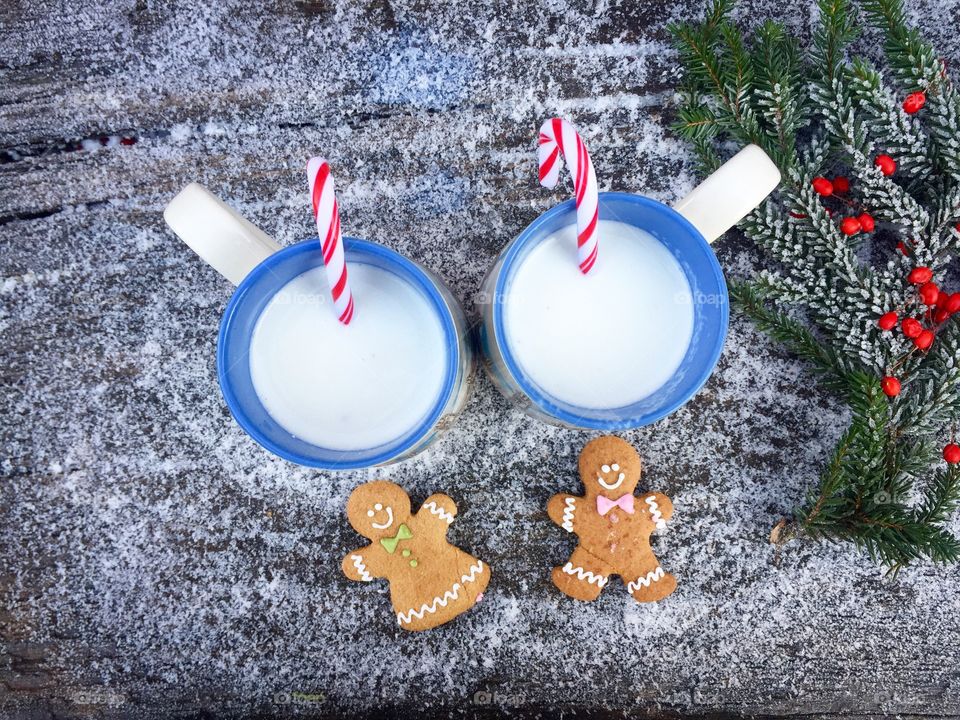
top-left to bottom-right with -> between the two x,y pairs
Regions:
546,436 -> 676,603
342,480 -> 490,631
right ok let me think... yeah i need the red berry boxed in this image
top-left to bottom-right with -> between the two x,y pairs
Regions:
832,176 -> 850,193
915,329 -> 935,350
903,91 -> 926,114
935,307 -> 951,324
955,222 -> 960,232
897,241 -> 908,255
812,177 -> 834,196
944,444 -> 960,464
857,212 -> 876,232
881,376 -> 902,397
878,311 -> 899,330
908,266 -> 933,284
947,293 -> 960,314
840,216 -> 862,235
919,282 -> 940,306
902,317 -> 923,338
875,154 -> 897,176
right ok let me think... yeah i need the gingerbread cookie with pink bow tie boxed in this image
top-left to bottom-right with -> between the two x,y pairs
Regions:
342,480 -> 490,631
547,436 -> 676,603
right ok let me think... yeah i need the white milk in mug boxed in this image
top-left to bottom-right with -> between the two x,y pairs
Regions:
164,183 -> 473,470
478,144 -> 781,429
504,220 -> 695,410
248,263 -> 448,451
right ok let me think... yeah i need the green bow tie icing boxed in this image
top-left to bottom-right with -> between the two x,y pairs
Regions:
380,523 -> 413,554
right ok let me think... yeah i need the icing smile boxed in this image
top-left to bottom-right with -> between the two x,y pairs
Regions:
367,503 -> 394,530
597,462 -> 625,491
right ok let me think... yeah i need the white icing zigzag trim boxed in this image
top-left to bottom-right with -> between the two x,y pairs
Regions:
422,501 -> 454,525
460,559 -> 485,585
645,495 -> 667,530
561,562 -> 608,587
397,560 -> 484,625
398,585 -> 462,625
627,566 -> 665,592
351,554 -> 372,582
561,497 -> 576,532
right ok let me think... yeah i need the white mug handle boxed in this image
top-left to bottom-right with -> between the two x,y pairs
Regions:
673,144 -> 781,244
163,183 -> 282,286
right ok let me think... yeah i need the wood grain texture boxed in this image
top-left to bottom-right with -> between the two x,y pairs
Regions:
3,0 -> 960,718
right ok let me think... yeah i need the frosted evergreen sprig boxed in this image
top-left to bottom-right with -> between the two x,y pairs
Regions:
671,0 -> 960,571
848,59 -> 935,183
862,0 -> 960,180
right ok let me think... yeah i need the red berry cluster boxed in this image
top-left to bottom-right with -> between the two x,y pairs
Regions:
810,175 -> 876,236
878,265 -> 960,464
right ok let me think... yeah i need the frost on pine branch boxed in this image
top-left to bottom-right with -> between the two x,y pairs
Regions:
671,0 -> 960,572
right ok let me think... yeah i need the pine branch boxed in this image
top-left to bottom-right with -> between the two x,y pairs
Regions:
894,323 -> 960,436
752,20 -> 807,171
730,280 -> 860,395
673,89 -> 723,175
862,0 -> 960,180
915,466 -> 960,525
810,0 -> 858,83
925,178 -> 960,263
860,0 -> 943,87
848,58 -> 936,183
672,0 -> 960,573
812,72 -> 931,251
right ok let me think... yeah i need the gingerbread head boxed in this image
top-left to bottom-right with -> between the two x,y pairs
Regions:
547,435 -> 677,603
578,435 -> 642,501
346,480 -> 412,542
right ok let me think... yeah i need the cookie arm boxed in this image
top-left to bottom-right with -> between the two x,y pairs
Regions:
342,546 -> 382,582
418,493 -> 458,528
547,493 -> 581,534
641,492 -> 673,528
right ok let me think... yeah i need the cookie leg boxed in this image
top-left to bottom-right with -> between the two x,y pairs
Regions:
621,556 -> 677,603
458,555 -> 491,607
396,557 -> 490,632
552,548 -> 611,602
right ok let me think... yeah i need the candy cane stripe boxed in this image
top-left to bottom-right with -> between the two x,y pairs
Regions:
311,165 -> 327,215
306,157 -> 354,325
580,242 -> 598,274
339,296 -> 354,324
537,118 -> 600,275
580,207 -> 598,244
322,204 -> 338,261
332,265 -> 348,299
575,138 -> 587,206
323,211 -> 339,264
552,118 -> 565,155
539,146 -> 560,182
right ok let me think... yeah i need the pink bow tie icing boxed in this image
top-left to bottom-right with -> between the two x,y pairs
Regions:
596,494 -> 634,516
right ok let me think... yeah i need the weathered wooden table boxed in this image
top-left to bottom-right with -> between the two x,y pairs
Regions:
3,1 -> 960,718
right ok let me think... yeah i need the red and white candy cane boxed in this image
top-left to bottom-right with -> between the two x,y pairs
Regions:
307,157 -> 354,325
537,118 -> 599,274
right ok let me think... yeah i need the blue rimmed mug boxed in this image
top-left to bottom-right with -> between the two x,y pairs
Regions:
164,184 -> 473,470
476,144 -> 781,430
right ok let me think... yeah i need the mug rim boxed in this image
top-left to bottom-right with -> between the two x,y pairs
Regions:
491,191 -> 729,429
217,237 -> 461,469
